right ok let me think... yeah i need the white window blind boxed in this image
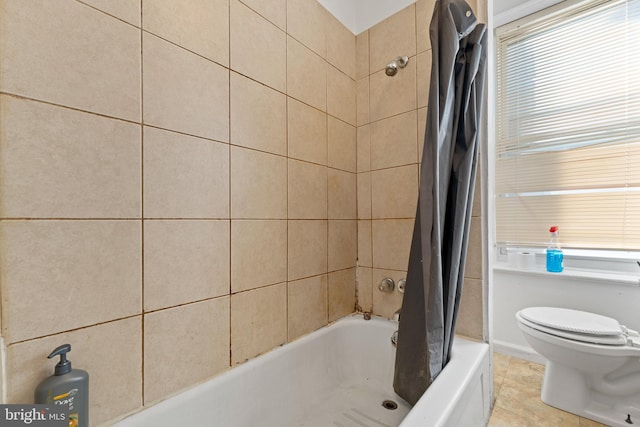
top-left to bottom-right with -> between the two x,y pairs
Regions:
495,0 -> 640,250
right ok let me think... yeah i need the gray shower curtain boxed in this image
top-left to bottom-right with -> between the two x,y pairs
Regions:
393,0 -> 487,405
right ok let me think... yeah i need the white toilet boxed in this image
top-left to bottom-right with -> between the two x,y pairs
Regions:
516,307 -> 640,427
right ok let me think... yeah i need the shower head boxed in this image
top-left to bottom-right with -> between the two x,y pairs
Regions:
385,56 -> 409,77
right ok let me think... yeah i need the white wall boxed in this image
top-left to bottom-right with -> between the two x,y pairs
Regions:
493,0 -> 528,16
318,0 -> 416,34
493,0 -> 564,27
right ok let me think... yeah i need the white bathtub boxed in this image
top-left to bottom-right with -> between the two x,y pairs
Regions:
115,315 -> 490,427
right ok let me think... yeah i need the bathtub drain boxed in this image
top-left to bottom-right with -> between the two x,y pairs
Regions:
382,400 -> 398,410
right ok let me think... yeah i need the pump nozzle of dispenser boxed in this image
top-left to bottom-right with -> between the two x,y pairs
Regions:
48,344 -> 72,375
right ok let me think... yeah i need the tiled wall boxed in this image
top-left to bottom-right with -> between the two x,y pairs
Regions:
355,0 -> 485,340
0,0 -> 357,424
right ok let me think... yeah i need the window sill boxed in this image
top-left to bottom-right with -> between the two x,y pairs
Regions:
493,265 -> 640,286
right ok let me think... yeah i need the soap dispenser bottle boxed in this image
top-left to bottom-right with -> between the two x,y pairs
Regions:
35,344 -> 89,427
546,226 -> 564,273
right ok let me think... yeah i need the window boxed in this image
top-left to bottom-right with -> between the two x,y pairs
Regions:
495,0 -> 640,251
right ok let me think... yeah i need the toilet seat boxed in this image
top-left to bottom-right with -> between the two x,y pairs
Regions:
517,307 -> 628,346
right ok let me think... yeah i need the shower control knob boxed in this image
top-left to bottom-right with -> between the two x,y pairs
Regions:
378,277 -> 395,293
397,279 -> 406,293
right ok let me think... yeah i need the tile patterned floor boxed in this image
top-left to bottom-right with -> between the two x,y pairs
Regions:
488,353 -> 608,427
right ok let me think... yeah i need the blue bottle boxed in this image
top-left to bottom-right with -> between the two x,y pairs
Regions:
546,226 -> 563,273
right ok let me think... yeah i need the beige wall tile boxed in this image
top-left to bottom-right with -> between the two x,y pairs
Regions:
358,220 -> 373,267
287,37 -> 327,112
369,4 -> 416,73
231,220 -> 287,292
143,127 -> 229,219
328,268 -> 356,321
288,160 -> 328,219
239,0 -> 286,29
416,0 -> 436,53
327,66 -> 357,126
326,13 -> 356,79
230,72 -> 287,155
288,220 -> 328,281
288,275 -> 328,340
476,0 -> 489,22
371,165 -> 418,219
144,220 -> 230,311
230,0 -> 286,91
372,268 -> 405,318
356,266 -> 373,312
287,97 -> 328,165
418,107 -> 427,161
287,0 -> 327,58
0,221 -> 141,343
0,0 -> 140,121
357,77 -> 370,126
466,216 -> 483,279
357,125 -> 371,173
144,298 -> 230,404
328,117 -> 357,173
456,278 -> 483,340
328,170 -> 357,219
372,219 -> 413,271
6,317 -> 142,425
417,50 -> 432,108
231,147 -> 287,219
357,172 -> 372,220
370,110 -> 418,170
143,0 -> 228,66
231,284 -> 287,364
329,220 -> 357,272
472,163 -> 482,218
0,96 -> 140,219
143,33 -> 229,142
356,31 -> 370,80
370,62 -> 417,122
80,0 -> 141,26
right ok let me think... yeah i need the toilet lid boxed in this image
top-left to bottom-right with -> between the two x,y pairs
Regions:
519,307 -> 623,336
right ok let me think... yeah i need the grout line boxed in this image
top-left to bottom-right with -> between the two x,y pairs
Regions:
228,0 -> 233,369
142,30 -> 229,71
0,91 -> 141,126
74,0 -> 140,30
285,18 -> 291,343
139,0 -> 145,406
0,217 -> 234,221
0,91 -> 264,154
0,216 -> 390,222
368,58 -> 374,274
236,0 -> 286,33
143,294 -> 231,316
322,11 -> 332,325
8,313 -> 144,346
140,123 -> 229,146
414,1 -> 419,66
